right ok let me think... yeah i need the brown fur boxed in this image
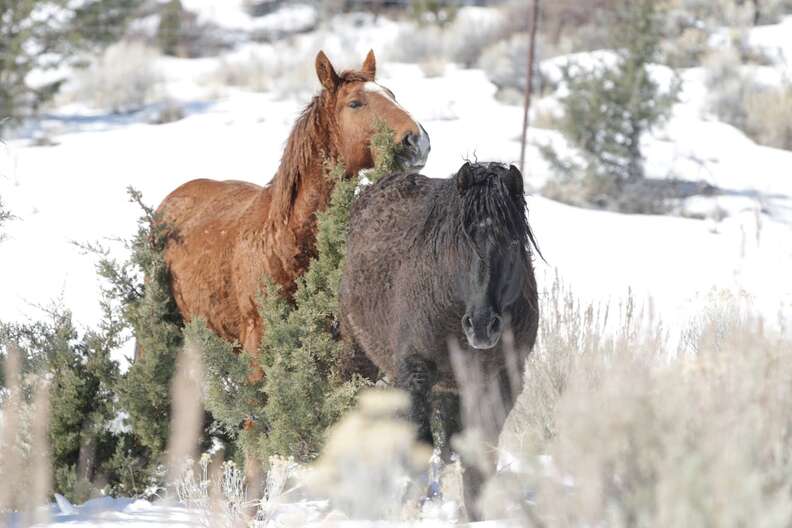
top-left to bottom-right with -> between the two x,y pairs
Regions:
157,51 -> 424,354
339,163 -> 539,520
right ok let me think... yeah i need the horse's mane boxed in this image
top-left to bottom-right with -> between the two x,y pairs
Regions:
420,163 -> 540,259
269,70 -> 374,220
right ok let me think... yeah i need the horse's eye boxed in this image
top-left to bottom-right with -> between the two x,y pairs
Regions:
348,100 -> 363,109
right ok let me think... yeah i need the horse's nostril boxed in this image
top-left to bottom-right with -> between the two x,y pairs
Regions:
462,314 -> 473,333
488,315 -> 502,337
402,132 -> 418,148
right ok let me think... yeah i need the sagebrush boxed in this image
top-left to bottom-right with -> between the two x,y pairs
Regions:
495,280 -> 792,526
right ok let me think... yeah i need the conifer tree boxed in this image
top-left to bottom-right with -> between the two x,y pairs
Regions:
157,0 -> 185,57
89,188 -> 182,459
0,0 -> 142,132
541,0 -> 679,212
1,301 -> 151,501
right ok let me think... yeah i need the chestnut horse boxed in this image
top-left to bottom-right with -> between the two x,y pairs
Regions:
157,50 -> 430,354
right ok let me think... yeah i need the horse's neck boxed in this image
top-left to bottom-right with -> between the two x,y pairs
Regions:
283,160 -> 333,228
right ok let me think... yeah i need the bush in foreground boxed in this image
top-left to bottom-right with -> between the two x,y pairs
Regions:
493,281 -> 792,526
0,303 -> 152,503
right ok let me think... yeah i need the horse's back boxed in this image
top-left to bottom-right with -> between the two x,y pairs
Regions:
158,178 -> 271,347
348,173 -> 436,245
158,178 -> 265,229
342,173 -> 440,374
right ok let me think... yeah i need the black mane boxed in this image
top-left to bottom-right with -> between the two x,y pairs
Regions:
419,162 -> 541,259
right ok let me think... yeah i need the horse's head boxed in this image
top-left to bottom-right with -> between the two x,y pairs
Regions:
315,50 -> 430,174
455,162 -> 535,350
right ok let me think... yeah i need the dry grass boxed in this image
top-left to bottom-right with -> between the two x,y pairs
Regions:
304,389 -> 432,521
493,281 -> 792,526
69,41 -> 163,113
742,84 -> 792,151
4,272 -> 792,526
0,345 -> 52,524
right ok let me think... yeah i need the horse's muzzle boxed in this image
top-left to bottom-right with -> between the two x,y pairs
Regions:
462,311 -> 503,350
400,124 -> 431,172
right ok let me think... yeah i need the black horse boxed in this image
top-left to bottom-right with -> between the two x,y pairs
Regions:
339,161 -> 540,519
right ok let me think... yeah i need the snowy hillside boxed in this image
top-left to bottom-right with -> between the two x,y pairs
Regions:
2,2 -> 792,527
2,34 -> 791,344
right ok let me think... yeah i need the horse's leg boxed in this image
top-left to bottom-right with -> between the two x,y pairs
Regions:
432,389 -> 462,464
455,369 -> 522,521
396,354 -> 436,446
434,390 -> 489,521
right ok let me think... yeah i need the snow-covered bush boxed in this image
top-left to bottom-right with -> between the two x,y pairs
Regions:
505,284 -> 792,526
390,6 -> 513,68
0,0 -> 140,132
305,390 -> 431,520
663,26 -> 711,68
541,0 -> 679,213
211,46 -> 318,98
704,46 -> 755,130
173,454 -> 249,528
742,83 -> 792,150
419,57 -> 448,78
705,47 -> 792,150
478,33 -> 531,94
444,7 -> 509,68
73,41 -> 162,113
387,23 -> 445,64
758,0 -> 792,23
213,52 -> 277,93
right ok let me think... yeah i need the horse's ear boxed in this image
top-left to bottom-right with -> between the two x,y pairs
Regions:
316,50 -> 340,92
362,49 -> 376,79
505,164 -> 524,196
456,162 -> 475,193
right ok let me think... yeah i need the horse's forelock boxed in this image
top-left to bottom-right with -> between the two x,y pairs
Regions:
338,70 -> 375,83
459,167 -> 532,253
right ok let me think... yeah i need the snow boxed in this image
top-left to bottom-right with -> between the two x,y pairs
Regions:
180,0 -> 317,35
2,12 -> 791,354
2,3 -> 792,526
6,496 -> 200,527
746,15 -> 792,70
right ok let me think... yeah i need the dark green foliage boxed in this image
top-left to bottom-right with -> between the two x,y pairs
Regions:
68,0 -> 143,48
183,317 -> 260,465
256,162 -> 366,462
157,0 -> 185,57
0,301 -> 152,502
255,124 -> 408,462
82,188 -> 233,490
369,119 -> 406,184
541,0 -> 679,213
86,188 -> 181,459
199,124 -> 403,464
0,0 -> 142,132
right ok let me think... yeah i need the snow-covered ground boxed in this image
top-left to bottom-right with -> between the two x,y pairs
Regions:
7,497 -> 201,528
2,5 -> 792,527
2,55 -> 790,340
